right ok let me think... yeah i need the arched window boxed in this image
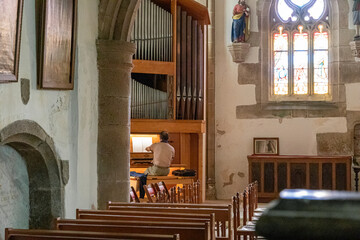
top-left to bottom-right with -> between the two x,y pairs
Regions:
271,0 -> 329,99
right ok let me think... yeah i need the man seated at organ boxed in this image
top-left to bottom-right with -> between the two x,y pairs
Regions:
144,131 -> 175,176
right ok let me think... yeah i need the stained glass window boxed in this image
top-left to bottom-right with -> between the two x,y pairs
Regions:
277,0 -> 293,22
273,0 -> 329,97
291,0 -> 311,7
293,27 -> 308,94
313,29 -> 329,94
274,30 -> 289,95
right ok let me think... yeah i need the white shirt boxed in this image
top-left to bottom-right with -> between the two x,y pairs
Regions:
147,142 -> 175,168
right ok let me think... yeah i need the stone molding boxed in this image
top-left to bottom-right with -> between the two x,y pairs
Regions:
228,42 -> 251,63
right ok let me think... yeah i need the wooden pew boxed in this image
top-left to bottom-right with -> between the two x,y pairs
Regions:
76,209 -> 215,240
144,183 -> 158,203
5,228 -> 179,240
105,203 -> 233,240
55,218 -> 211,240
130,186 -> 140,203
235,183 -> 266,240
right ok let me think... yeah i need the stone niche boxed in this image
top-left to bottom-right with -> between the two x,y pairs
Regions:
0,120 -> 66,239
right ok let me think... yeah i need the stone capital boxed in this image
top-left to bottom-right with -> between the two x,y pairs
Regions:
97,40 -> 136,70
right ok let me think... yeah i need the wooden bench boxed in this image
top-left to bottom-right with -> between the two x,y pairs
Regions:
5,228 -> 179,240
105,203 -> 233,240
131,176 -> 195,192
76,209 -> 215,240
55,218 -> 211,240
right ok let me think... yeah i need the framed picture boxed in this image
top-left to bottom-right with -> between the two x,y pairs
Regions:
38,0 -> 77,90
253,138 -> 279,155
0,0 -> 24,83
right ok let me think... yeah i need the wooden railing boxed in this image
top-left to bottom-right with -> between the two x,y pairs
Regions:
248,155 -> 352,202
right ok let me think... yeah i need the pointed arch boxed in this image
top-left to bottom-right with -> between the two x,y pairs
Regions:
258,0 -> 349,106
98,0 -> 141,41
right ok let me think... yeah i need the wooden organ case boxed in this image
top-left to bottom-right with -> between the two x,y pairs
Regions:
129,0 -> 210,202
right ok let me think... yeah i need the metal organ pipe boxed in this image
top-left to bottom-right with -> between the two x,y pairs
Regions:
130,0 -> 173,62
129,1 -> 204,120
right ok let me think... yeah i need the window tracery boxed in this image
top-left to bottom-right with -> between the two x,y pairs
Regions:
272,0 -> 329,98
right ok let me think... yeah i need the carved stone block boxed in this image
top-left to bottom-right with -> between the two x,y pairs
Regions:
350,40 -> 360,62
228,42 -> 251,63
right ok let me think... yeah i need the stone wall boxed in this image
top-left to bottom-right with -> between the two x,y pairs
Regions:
214,0 -> 360,199
0,0 -> 99,219
0,146 -> 29,240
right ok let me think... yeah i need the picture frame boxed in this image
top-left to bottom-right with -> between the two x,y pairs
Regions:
0,0 -> 24,83
38,0 -> 77,90
253,137 -> 279,155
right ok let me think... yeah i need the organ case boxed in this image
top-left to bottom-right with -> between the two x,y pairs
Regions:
129,0 -> 209,202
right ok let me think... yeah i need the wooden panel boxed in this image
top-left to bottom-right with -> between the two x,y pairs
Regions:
309,163 -> 319,189
38,0 -> 77,90
290,163 -> 306,189
322,163 -> 332,190
169,133 -> 181,164
131,119 -> 205,133
151,0 -> 211,25
177,0 -> 210,24
264,163 -> 274,193
132,60 -> 175,75
277,163 -> 287,192
248,155 -> 352,202
336,163 -> 347,190
190,134 -> 199,171
179,133 -> 190,166
251,162 -> 261,192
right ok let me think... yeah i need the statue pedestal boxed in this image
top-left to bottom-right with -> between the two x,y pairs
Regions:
228,42 -> 250,63
350,40 -> 360,62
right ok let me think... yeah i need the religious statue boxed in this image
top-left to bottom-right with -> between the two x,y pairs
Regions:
231,0 -> 250,43
354,0 -> 360,40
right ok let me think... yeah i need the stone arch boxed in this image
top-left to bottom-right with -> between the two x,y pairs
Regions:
98,0 -> 141,41
0,120 -> 66,229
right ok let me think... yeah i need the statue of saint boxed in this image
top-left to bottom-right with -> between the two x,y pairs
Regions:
354,0 -> 360,40
231,0 -> 250,43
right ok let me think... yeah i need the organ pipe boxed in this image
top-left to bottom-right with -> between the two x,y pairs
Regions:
130,0 -> 206,121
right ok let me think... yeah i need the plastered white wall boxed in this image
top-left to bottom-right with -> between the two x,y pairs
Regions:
0,0 -> 98,217
215,0 -> 350,199
346,83 -> 360,111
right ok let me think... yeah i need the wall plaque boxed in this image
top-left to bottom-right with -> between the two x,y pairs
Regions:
38,0 -> 77,90
0,0 -> 24,83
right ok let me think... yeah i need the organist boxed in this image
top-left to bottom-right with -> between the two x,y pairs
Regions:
144,131 -> 175,176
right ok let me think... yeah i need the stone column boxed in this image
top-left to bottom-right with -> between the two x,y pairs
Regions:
97,40 -> 135,209
206,0 -> 216,200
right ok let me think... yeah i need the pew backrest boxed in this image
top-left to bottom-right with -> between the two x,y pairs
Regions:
76,209 -> 215,240
104,204 -> 233,239
130,186 -> 140,203
144,183 -> 157,203
56,219 -> 211,240
5,228 -> 180,240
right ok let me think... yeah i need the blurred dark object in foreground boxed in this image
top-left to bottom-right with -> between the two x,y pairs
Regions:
256,189 -> 360,240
